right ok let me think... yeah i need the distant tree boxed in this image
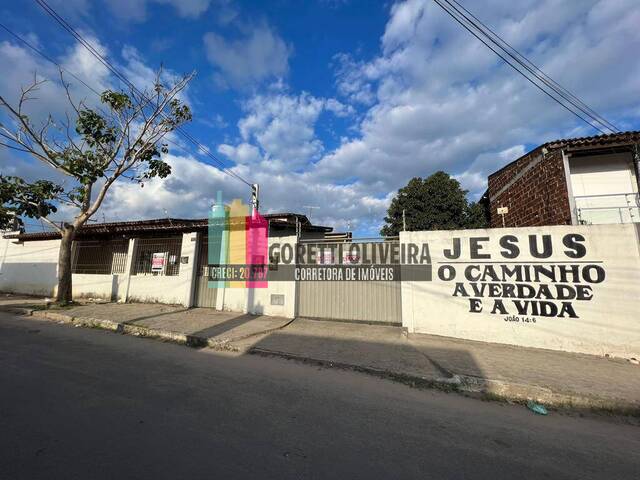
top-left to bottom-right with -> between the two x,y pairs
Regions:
464,199 -> 490,229
0,69 -> 193,304
380,171 -> 488,236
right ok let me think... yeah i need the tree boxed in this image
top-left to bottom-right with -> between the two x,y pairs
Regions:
1,176 -> 61,230
0,70 -> 193,304
380,171 -> 488,236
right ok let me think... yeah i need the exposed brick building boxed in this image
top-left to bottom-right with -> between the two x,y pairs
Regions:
485,131 -> 640,228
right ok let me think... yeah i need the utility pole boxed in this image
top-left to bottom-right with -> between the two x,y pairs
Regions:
251,184 -> 260,213
402,209 -> 406,231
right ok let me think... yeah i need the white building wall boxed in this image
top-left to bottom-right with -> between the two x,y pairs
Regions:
0,232 -> 297,315
401,224 -> 640,358
126,275 -> 188,305
0,237 -> 59,296
216,236 -> 297,318
0,233 -> 197,306
569,153 -> 639,224
73,273 -> 127,301
569,153 -> 637,196
246,235 -> 297,318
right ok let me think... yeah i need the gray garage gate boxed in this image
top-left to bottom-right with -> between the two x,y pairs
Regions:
296,240 -> 402,325
193,235 -> 218,308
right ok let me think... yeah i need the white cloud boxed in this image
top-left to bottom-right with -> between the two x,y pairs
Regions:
321,0 -> 640,201
218,92 -> 355,171
0,33 -> 113,130
325,98 -> 355,117
100,153 -> 240,220
217,143 -> 262,164
332,53 -> 377,105
91,151 -> 389,235
203,22 -> 291,88
104,0 -> 212,22
0,33 -> 201,223
120,45 -> 193,107
5,0 -> 639,237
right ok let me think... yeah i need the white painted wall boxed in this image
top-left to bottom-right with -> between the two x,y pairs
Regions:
181,232 -> 199,307
0,232 -> 296,314
401,224 -> 640,358
0,237 -> 59,296
4,225 -> 640,355
569,153 -> 639,224
247,235 -> 297,318
127,274 -> 188,305
0,233 -> 197,306
73,273 -> 127,301
216,236 -> 297,318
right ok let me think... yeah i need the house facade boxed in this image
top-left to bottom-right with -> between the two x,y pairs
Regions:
0,213 -> 331,317
486,131 -> 640,227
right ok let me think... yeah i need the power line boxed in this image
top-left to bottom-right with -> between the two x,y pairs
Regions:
442,0 -> 618,133
32,0 -> 254,186
435,0 -> 616,134
33,0 -> 253,186
432,0 -> 609,134
0,21 -> 250,188
432,0 -> 617,135
0,23 -> 101,97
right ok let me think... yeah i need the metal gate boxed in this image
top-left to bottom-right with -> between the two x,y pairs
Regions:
297,240 -> 402,325
193,235 -> 218,308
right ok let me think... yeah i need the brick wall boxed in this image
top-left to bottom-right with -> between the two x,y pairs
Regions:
487,148 -> 572,227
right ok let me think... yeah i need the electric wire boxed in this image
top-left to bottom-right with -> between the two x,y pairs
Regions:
432,0 -> 615,135
443,0 -> 618,133
0,21 -> 250,188
33,0 -> 253,186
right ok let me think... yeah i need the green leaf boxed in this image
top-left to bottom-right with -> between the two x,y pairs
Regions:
380,171 -> 488,236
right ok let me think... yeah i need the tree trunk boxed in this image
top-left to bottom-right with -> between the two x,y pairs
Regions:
56,227 -> 75,305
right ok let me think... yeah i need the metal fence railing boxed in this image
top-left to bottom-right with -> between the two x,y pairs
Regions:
575,192 -> 640,225
133,237 -> 182,276
72,240 -> 129,274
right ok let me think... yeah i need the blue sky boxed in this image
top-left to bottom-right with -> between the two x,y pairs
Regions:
1,0 -> 639,235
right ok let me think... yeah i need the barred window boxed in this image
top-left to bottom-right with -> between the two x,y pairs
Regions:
133,237 -> 182,276
72,240 -> 129,274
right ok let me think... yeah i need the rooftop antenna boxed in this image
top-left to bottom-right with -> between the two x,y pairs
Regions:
163,208 -> 174,227
303,205 -> 319,220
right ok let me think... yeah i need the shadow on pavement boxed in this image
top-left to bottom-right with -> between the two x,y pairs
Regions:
190,313 -> 261,339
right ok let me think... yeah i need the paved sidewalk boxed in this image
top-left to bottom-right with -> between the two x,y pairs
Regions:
61,303 -> 292,345
250,318 -> 640,413
2,294 -> 638,413
0,296 -> 291,349
0,293 -> 47,309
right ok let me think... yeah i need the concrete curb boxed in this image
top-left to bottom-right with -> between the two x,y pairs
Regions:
249,347 -> 640,417
8,308 -> 639,417
24,309 -> 290,353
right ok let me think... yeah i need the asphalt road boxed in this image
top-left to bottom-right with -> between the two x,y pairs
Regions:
1,312 -> 639,480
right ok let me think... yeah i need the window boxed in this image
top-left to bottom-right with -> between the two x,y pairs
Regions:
133,237 -> 182,276
72,240 -> 128,274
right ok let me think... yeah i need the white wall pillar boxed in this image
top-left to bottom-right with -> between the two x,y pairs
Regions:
121,238 -> 138,303
179,232 -> 199,307
562,150 -> 578,225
